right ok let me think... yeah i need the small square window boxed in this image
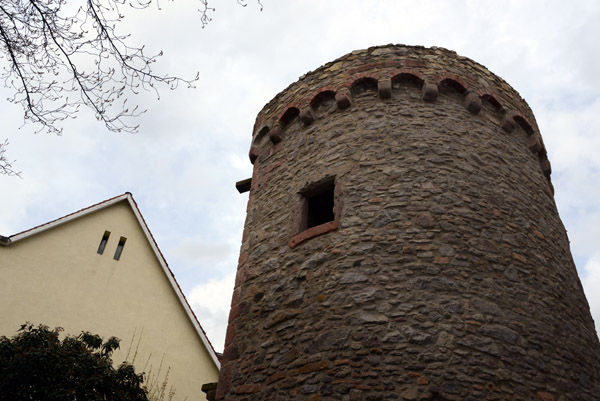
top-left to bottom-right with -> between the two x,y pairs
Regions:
290,177 -> 341,248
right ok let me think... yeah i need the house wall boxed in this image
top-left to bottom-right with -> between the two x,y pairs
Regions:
0,201 -> 219,401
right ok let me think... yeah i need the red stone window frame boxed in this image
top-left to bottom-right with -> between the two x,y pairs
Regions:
289,177 -> 342,248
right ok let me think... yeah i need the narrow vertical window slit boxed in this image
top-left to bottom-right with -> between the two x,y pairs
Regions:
97,231 -> 111,255
113,236 -> 127,260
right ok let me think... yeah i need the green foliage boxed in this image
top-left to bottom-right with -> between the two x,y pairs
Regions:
0,323 -> 149,401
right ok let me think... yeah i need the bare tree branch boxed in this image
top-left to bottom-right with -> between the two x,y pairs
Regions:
0,139 -> 21,177
0,0 -> 263,175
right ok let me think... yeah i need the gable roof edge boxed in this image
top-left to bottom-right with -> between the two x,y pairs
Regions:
8,193 -> 132,243
125,194 -> 222,370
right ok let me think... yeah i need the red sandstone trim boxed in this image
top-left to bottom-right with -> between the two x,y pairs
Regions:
289,180 -> 343,248
434,73 -> 469,92
289,220 -> 339,248
252,84 -> 551,190
279,106 -> 300,127
348,75 -> 379,95
309,88 -> 336,109
391,70 -> 425,87
514,115 -> 535,135
480,93 -> 503,110
348,62 -> 391,76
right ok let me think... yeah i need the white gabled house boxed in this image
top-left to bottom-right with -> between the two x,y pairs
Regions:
0,193 -> 220,401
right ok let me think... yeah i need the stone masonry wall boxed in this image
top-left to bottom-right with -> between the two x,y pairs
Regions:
217,45 -> 600,401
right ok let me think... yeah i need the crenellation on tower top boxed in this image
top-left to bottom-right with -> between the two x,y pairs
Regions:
249,45 -> 550,199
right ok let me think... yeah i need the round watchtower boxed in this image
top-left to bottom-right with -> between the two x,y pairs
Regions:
217,45 -> 600,401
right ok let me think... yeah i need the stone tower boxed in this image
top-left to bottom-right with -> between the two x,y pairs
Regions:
217,45 -> 600,401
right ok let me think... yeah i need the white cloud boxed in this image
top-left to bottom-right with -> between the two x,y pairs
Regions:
169,237 -> 231,269
535,98 -> 600,271
187,272 -> 236,353
2,0 -> 600,349
581,255 -> 600,335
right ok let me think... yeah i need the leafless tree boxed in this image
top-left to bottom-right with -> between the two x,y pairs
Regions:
0,139 -> 20,176
0,0 -> 262,175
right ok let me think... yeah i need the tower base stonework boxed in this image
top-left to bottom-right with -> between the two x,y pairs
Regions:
218,45 -> 600,400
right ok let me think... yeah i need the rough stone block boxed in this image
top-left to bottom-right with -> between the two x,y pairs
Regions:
222,344 -> 240,361
464,92 -> 482,114
201,383 -> 218,401
234,384 -> 260,394
335,88 -> 352,110
501,114 -> 516,133
224,322 -> 236,347
248,146 -> 259,164
378,78 -> 392,99
300,106 -> 316,125
269,123 -> 283,144
422,82 -> 438,102
266,370 -> 287,384
215,364 -> 231,400
296,360 -> 330,374
528,134 -> 542,153
478,324 -> 519,344
235,178 -> 252,193
537,392 -> 555,401
540,157 -> 552,176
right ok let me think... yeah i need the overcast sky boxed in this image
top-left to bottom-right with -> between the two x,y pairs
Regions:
1,0 -> 599,352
